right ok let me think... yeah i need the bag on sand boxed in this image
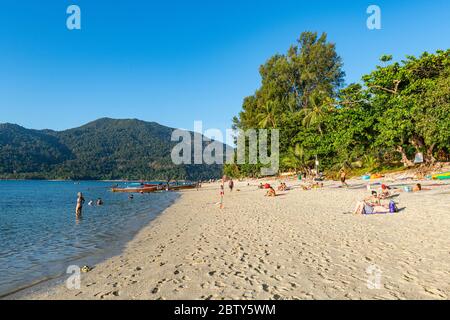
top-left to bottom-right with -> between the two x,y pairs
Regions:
389,200 -> 398,213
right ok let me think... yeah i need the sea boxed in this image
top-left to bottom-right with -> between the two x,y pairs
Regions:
0,180 -> 179,297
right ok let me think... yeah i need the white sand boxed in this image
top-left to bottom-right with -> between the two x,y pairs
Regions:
11,180 -> 450,300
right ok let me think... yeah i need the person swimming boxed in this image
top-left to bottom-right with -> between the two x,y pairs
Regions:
96,198 -> 104,206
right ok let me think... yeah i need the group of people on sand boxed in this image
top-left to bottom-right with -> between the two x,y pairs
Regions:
277,182 -> 289,191
353,190 -> 396,215
353,182 -> 428,215
218,179 -> 235,209
301,181 -> 324,190
260,181 -> 292,197
75,192 -> 105,218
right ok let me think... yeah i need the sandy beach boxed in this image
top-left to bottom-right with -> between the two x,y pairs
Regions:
11,179 -> 450,300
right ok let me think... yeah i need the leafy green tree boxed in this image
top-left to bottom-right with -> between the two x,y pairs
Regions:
281,144 -> 311,174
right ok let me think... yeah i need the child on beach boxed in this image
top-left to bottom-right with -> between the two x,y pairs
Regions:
219,184 -> 224,209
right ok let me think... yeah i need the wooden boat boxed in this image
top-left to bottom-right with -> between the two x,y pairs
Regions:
168,184 -> 197,191
111,186 -> 157,193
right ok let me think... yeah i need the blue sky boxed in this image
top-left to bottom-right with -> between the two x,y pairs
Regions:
1,0 -> 449,138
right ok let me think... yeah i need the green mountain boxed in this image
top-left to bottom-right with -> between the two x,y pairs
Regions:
0,118 -> 224,180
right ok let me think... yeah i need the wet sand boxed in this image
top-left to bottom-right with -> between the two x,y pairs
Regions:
10,180 -> 450,300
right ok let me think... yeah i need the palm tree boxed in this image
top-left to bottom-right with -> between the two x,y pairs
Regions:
282,144 -> 310,174
300,91 -> 332,134
257,101 -> 277,128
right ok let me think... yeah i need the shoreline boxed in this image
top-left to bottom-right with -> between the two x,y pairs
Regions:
9,179 -> 450,300
1,190 -> 180,299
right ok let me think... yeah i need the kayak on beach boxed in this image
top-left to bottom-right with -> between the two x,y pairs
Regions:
432,171 -> 450,180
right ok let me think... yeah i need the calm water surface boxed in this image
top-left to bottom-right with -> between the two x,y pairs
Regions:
0,180 -> 179,297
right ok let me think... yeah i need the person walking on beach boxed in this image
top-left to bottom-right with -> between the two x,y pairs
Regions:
219,184 -> 225,209
228,179 -> 234,192
76,192 -> 85,217
340,169 -> 348,187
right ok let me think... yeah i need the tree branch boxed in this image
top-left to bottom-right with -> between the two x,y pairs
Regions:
369,80 -> 401,95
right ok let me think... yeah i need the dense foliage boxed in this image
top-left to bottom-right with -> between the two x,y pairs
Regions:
0,118 -> 223,180
226,32 -> 450,177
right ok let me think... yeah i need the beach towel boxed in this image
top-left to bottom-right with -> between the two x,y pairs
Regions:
363,204 -> 374,214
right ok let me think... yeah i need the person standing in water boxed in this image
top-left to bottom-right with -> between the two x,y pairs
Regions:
76,192 -> 85,217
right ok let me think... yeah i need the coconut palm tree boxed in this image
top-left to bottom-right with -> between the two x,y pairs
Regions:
300,91 -> 333,134
257,100 -> 277,129
282,144 -> 310,174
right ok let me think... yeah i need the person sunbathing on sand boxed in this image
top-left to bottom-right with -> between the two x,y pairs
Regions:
353,191 -> 393,214
366,191 -> 382,205
353,200 -> 389,215
278,182 -> 288,191
396,183 -> 430,193
265,186 -> 276,197
412,183 -> 430,192
380,184 -> 391,198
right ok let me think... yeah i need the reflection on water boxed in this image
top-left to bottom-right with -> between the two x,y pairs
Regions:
0,180 -> 179,296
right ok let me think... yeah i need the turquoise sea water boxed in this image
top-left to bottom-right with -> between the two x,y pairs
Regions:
0,180 -> 179,297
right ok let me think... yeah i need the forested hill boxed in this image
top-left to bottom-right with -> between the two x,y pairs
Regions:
0,118 -> 223,180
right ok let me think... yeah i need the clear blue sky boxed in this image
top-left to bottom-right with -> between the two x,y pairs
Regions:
1,0 -> 449,138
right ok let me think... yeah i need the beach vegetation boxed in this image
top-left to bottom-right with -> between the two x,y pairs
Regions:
227,32 -> 450,178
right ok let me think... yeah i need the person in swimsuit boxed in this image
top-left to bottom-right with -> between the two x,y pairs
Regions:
76,192 -> 85,217
265,186 -> 276,197
340,170 -> 348,187
228,179 -> 234,192
220,184 -> 224,209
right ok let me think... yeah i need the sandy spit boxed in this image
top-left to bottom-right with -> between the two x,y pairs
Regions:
10,180 -> 450,300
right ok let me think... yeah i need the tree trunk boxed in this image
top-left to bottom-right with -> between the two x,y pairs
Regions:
410,136 -> 425,153
396,146 -> 414,167
426,143 -> 436,164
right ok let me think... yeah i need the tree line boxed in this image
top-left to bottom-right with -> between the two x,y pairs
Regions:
225,32 -> 450,178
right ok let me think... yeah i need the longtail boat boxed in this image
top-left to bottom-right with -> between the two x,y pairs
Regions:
111,186 -> 157,193
168,184 -> 197,191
